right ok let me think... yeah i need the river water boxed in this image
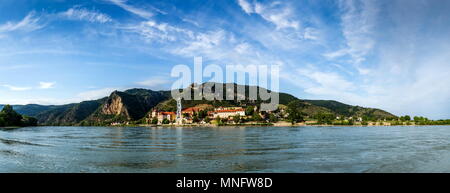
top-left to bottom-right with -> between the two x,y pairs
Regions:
1,126 -> 450,173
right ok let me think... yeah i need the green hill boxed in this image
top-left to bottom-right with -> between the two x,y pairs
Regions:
304,100 -> 397,120
3,82 -> 398,125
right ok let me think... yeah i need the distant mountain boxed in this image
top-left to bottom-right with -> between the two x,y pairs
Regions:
304,100 -> 396,120
1,82 -> 397,125
35,100 -> 105,126
0,104 -> 56,117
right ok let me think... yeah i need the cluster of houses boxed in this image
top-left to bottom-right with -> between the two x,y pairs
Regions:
150,106 -> 246,124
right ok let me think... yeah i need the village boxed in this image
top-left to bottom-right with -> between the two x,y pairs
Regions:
140,103 -> 388,127
147,105 -> 261,125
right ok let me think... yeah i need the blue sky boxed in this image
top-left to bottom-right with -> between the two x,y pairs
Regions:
0,0 -> 449,119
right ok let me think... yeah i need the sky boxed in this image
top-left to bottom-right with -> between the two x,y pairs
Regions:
0,0 -> 449,119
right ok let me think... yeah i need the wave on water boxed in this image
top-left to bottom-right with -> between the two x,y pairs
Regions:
0,138 -> 50,147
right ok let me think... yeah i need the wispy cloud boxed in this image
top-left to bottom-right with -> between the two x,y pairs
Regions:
105,0 -> 153,19
124,20 -> 194,43
0,11 -> 44,33
59,7 -> 112,23
238,0 -> 254,14
76,87 -> 120,100
323,0 -> 377,68
1,84 -> 32,91
135,77 -> 170,88
38,82 -> 56,89
238,0 -> 300,30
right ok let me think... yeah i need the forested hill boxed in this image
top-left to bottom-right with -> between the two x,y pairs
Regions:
1,83 -> 397,125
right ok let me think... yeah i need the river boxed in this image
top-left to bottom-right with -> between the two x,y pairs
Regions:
1,125 -> 450,172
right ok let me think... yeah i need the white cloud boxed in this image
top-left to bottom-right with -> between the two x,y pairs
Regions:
297,67 -> 355,95
76,87 -> 120,101
60,7 -> 112,23
0,87 -> 122,105
1,84 -> 32,91
128,20 -> 194,42
303,27 -> 320,40
238,0 -> 254,14
326,0 -> 377,67
238,0 -> 300,30
38,82 -> 56,89
234,42 -> 251,54
0,12 -> 44,33
136,77 -> 170,88
323,49 -> 348,60
105,0 -> 153,19
173,30 -> 228,58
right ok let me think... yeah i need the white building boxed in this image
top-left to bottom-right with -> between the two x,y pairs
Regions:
212,107 -> 245,118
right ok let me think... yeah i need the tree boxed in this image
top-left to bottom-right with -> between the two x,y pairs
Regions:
252,112 -> 263,122
0,116 -> 5,127
215,117 -> 222,124
162,118 -> 170,124
269,114 -> 278,123
0,105 -> 23,126
151,117 -> 158,124
245,106 -> 254,116
315,113 -> 335,124
192,115 -> 200,123
233,115 -> 241,124
400,115 -> 411,122
21,116 -> 38,126
204,117 -> 211,123
286,100 -> 304,123
198,110 -> 208,119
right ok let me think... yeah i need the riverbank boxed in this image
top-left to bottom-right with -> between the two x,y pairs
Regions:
32,120 -> 450,128
123,121 -> 450,128
0,126 -> 21,130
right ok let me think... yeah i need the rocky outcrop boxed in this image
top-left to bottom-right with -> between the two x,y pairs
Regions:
101,91 -> 129,117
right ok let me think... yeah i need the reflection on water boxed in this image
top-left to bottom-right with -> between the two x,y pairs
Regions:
1,126 -> 450,172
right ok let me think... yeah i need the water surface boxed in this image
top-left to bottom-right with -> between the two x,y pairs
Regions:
1,126 -> 450,172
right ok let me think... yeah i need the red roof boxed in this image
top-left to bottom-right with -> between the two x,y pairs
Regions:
182,107 -> 201,112
214,109 -> 244,113
161,112 -> 175,115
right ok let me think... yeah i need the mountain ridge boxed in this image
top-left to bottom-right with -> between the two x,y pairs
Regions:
1,83 -> 397,125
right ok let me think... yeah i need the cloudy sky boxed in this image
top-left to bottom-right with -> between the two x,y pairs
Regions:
0,0 -> 449,119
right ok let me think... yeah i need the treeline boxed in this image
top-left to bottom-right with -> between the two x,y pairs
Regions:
0,105 -> 38,127
396,115 -> 450,125
285,100 -> 450,126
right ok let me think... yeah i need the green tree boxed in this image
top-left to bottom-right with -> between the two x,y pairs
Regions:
192,115 -> 200,123
151,117 -> 158,124
233,115 -> 241,124
198,110 -> 208,119
245,106 -> 254,116
215,117 -> 222,124
400,115 -> 411,122
21,116 -> 38,126
0,116 -> 5,127
162,118 -> 170,124
315,113 -> 335,124
0,105 -> 23,126
269,114 -> 278,123
286,100 -> 304,123
204,117 -> 211,123
252,112 -> 263,122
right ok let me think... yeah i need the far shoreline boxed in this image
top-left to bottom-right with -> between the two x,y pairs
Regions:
27,122 -> 450,128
